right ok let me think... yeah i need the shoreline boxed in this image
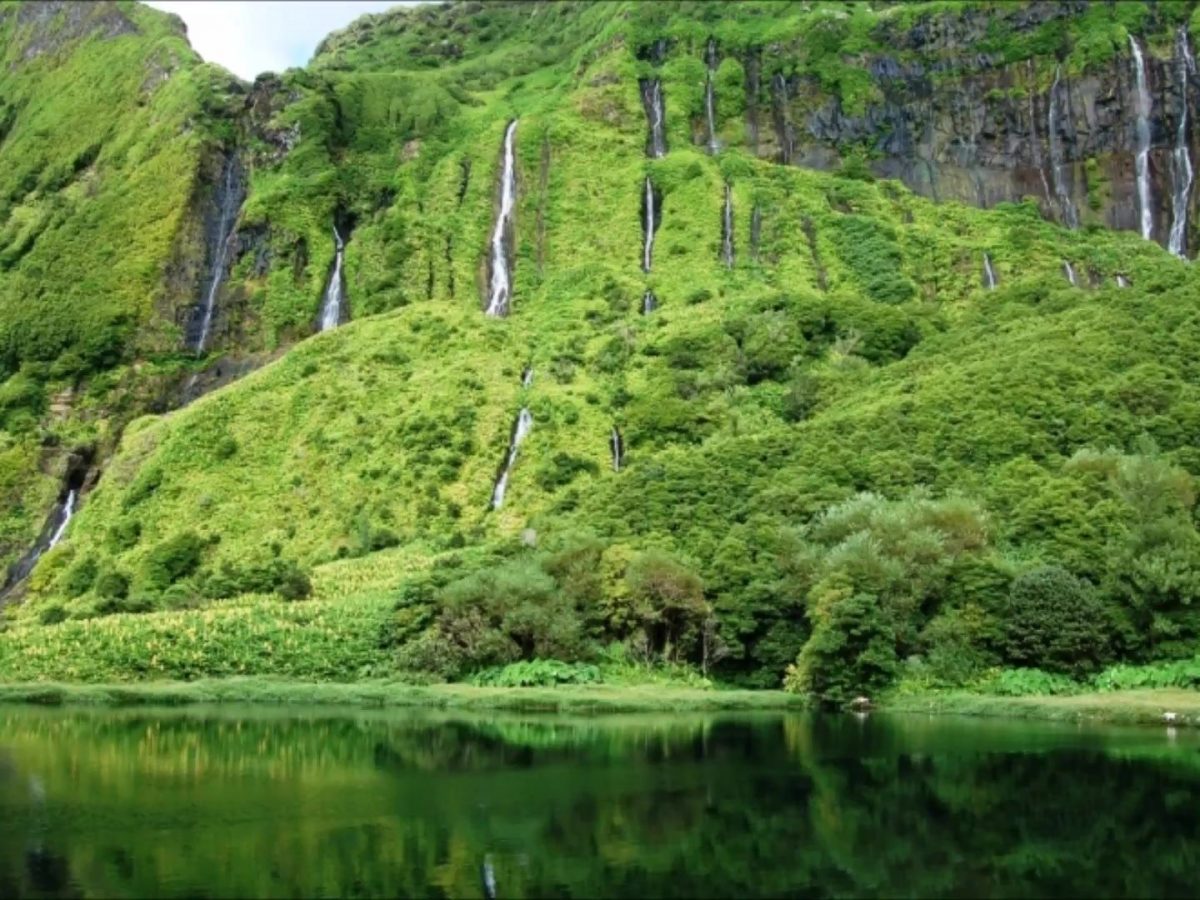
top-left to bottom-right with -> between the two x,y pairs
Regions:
0,678 -> 808,713
882,688 -> 1200,728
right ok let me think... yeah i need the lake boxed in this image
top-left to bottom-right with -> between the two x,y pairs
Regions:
0,704 -> 1197,898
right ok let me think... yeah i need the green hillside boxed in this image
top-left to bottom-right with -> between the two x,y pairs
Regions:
4,0 -> 1200,704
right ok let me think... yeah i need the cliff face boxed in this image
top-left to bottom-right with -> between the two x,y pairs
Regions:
735,2 -> 1197,250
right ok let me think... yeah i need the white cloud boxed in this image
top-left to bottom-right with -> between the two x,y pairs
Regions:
145,1 -> 417,81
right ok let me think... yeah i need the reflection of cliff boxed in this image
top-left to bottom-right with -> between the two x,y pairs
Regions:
0,709 -> 1198,896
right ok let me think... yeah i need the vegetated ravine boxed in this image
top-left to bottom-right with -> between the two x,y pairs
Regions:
4,1 -> 1200,702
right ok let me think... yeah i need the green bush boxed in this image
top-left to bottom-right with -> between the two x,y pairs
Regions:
785,591 -> 897,707
1001,566 -> 1112,678
139,531 -> 206,595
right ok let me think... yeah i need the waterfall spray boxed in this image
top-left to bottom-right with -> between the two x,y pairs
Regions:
1048,67 -> 1079,229
1170,26 -> 1195,258
611,426 -> 624,472
983,253 -> 997,290
640,79 -> 667,159
193,155 -> 242,354
642,290 -> 657,315
642,177 -> 658,273
491,408 -> 533,510
704,38 -> 719,153
1063,260 -> 1078,286
1130,36 -> 1155,242
485,120 -> 519,317
319,225 -> 346,331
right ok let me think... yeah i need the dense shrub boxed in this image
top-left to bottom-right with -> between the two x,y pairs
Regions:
1001,566 -> 1112,677
785,592 -> 897,707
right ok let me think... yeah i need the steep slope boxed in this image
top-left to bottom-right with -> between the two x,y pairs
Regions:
4,1 -> 1200,696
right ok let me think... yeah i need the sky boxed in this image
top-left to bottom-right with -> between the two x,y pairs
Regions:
145,1 -> 420,80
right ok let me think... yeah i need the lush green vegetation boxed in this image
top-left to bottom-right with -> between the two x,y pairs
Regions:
3,1 -> 1200,709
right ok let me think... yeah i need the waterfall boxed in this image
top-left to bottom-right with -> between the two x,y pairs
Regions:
1048,67 -> 1079,229
191,154 -> 243,354
485,120 -> 519,317
521,366 -> 533,388
1130,36 -> 1155,242
1170,26 -> 1195,258
721,183 -> 734,268
750,204 -> 762,260
1116,274 -> 1130,288
0,485 -> 81,599
318,225 -> 346,331
982,253 -> 997,290
1027,61 -> 1053,205
1063,260 -> 1078,286
490,408 -> 533,510
47,490 -> 77,549
642,290 -> 657,314
642,176 -> 659,273
611,426 -> 624,472
639,79 -> 667,159
771,73 -> 795,164
704,38 -> 718,153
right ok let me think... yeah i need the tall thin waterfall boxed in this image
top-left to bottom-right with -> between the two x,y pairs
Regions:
319,225 -> 346,331
191,154 -> 243,354
1170,26 -> 1195,258
1063,260 -> 1078,286
642,177 -> 659,273
1130,36 -> 1155,242
47,490 -> 77,549
721,183 -> 734,268
491,407 -> 533,510
611,426 -> 624,472
704,39 -> 719,153
485,120 -> 519,317
749,204 -> 762,260
521,366 -> 533,388
1116,274 -> 1130,288
1048,67 -> 1079,229
640,79 -> 667,159
771,73 -> 795,164
0,485 -> 81,599
642,290 -> 657,314
1027,61 -> 1053,205
982,253 -> 997,290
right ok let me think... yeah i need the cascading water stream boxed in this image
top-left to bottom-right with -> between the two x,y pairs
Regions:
983,253 -> 997,290
642,290 -> 657,315
704,38 -> 719,153
319,225 -> 346,331
1116,274 -> 1130,288
639,79 -> 667,159
611,426 -> 624,472
485,120 -> 519,317
0,484 -> 81,599
1130,35 -> 1155,242
721,183 -> 734,268
1170,26 -> 1195,258
1063,260 -> 1078,286
490,407 -> 533,510
642,177 -> 659,273
1048,67 -> 1079,229
522,366 -> 533,388
192,155 -> 243,354
771,73 -> 795,164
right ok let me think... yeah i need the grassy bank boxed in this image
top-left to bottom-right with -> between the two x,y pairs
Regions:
885,689 -> 1200,728
0,677 -> 807,713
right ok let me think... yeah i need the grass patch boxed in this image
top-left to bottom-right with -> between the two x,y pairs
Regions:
885,689 -> 1200,728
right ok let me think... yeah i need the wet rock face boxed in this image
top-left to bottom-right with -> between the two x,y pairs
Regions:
744,2 -> 1195,252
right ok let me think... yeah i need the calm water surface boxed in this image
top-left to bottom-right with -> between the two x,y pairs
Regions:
0,704 -> 1198,898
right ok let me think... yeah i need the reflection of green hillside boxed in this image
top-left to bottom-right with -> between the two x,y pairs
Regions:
0,708 -> 1199,897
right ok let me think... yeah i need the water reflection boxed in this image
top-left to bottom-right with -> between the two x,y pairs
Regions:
0,706 -> 1197,898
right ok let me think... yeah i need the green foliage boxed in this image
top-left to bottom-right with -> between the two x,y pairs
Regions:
1001,566 -> 1113,678
471,659 -> 602,687
785,592 -> 897,707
